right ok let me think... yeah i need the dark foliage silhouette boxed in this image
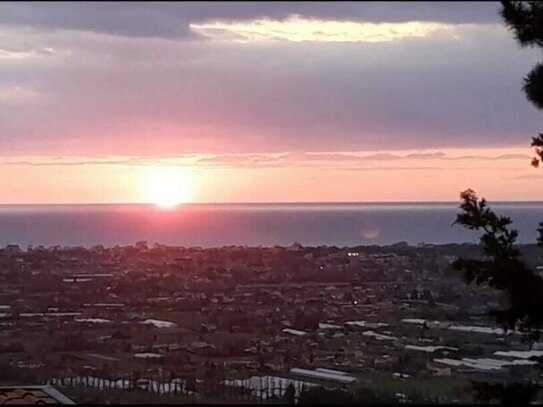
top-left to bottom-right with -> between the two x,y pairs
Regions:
453,2 -> 543,403
500,1 -> 543,165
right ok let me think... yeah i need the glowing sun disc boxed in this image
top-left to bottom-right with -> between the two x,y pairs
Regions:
144,166 -> 190,208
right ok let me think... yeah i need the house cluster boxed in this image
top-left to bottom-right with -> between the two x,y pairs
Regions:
0,241 -> 542,403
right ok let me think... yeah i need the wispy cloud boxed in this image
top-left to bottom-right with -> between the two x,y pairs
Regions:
0,47 -> 55,59
451,153 -> 531,161
275,151 -> 530,165
510,174 -> 543,180
196,154 -> 281,164
280,152 -> 450,162
0,86 -> 40,103
0,48 -> 34,59
3,158 -> 139,167
0,10 -> 538,156
338,166 -> 494,172
0,150 -> 532,169
0,2 -> 501,40
2,155 -> 181,166
190,16 -> 452,43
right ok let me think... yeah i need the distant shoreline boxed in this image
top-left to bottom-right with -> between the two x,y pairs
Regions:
0,201 -> 543,212
2,201 -> 543,207
4,242 -> 543,252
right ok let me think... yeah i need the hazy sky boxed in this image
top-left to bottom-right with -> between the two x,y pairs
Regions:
1,1 -> 542,204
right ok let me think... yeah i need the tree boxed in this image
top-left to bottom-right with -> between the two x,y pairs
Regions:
454,0 -> 543,343
298,387 -> 354,405
453,189 -> 543,344
353,387 -> 397,404
500,1 -> 543,165
410,288 -> 419,300
472,381 -> 540,405
284,383 -> 296,405
454,191 -> 543,402
453,2 -> 543,403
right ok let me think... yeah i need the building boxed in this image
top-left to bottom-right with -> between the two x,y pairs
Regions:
0,385 -> 75,404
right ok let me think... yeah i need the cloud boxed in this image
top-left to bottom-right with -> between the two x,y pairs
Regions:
3,149 -> 519,169
194,154 -> 284,169
0,86 -> 41,103
0,48 -> 34,59
0,2 -> 501,39
0,148 -> 533,169
0,155 -> 201,167
452,153 -> 531,160
405,152 -> 448,159
278,151 -> 530,163
0,3 -> 540,157
2,158 -> 140,167
511,174 -> 543,180
277,152 -> 407,162
190,17 -> 451,43
197,154 -> 281,164
0,47 -> 55,59
338,166 -> 491,172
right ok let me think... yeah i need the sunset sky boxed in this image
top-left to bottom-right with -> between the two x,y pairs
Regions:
1,1 -> 542,204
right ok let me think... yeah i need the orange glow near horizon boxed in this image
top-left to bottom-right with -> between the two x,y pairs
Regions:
144,166 -> 192,208
0,147 -> 540,204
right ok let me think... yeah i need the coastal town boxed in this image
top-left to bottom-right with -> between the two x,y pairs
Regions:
0,241 -> 542,403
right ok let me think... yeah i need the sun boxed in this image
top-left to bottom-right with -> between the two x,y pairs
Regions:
144,166 -> 191,208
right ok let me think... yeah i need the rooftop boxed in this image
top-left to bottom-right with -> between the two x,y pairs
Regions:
0,385 -> 75,405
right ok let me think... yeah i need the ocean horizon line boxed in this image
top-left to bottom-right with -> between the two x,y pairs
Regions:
0,200 -> 541,247
2,200 -> 543,207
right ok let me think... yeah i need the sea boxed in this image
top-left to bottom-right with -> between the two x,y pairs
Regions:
0,202 -> 542,248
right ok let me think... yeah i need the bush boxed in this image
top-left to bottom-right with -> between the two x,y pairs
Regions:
298,386 -> 354,405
